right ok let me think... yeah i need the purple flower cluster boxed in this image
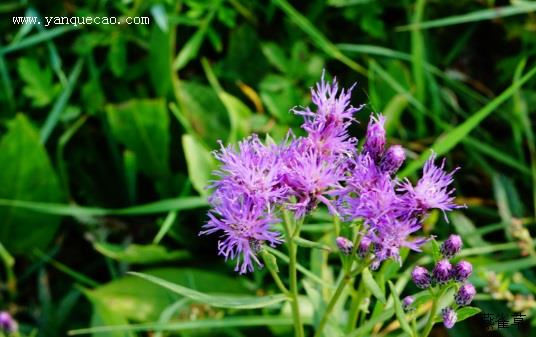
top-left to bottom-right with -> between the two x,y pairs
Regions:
411,236 -> 476,329
202,73 -> 464,274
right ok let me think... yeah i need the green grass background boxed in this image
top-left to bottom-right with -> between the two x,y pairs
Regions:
0,0 -> 535,336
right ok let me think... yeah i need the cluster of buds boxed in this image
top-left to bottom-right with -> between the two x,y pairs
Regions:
0,311 -> 17,334
410,235 -> 476,329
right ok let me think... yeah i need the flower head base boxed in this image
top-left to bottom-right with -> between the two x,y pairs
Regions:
455,283 -> 476,306
433,259 -> 453,284
336,236 -> 354,255
201,196 -> 281,274
412,266 -> 431,289
453,260 -> 472,282
441,234 -> 463,258
441,307 -> 457,329
0,312 -> 17,334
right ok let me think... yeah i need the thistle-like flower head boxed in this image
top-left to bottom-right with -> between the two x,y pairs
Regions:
442,307 -> 457,329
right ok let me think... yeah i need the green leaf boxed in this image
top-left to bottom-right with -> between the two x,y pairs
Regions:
0,114 -> 63,254
89,268 -> 249,322
149,23 -> 172,96
174,81 -> 230,146
93,242 -> 190,264
449,212 -> 488,247
388,281 -> 414,337
17,57 -> 58,107
106,99 -> 170,179
108,34 -> 127,76
362,268 -> 386,304
130,272 -> 287,309
456,306 -> 481,322
69,316 -> 296,335
182,134 -> 216,195
87,292 -> 136,337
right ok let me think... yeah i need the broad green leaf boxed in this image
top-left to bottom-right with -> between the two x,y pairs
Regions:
388,281 -> 413,337
108,34 -> 126,76
456,306 -> 481,322
69,316 -> 295,335
130,272 -> 287,309
182,134 -> 216,195
0,114 -> 63,254
174,81 -> 230,146
362,268 -> 386,304
93,242 -> 190,264
90,268 -> 249,322
106,99 -> 170,179
87,292 -> 135,337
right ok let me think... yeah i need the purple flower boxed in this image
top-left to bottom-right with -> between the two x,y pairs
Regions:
453,261 -> 473,282
281,138 -> 344,217
293,72 -> 361,156
0,311 -> 17,333
455,283 -> 476,306
442,307 -> 457,329
433,259 -> 453,284
200,196 -> 282,274
412,266 -> 431,289
210,135 -> 288,209
336,236 -> 354,255
398,153 -> 463,220
380,145 -> 406,174
363,114 -> 386,161
441,234 -> 463,258
402,296 -> 415,312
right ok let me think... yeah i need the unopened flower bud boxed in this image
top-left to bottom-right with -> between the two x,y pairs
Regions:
402,296 -> 415,312
336,236 -> 353,255
412,266 -> 431,289
363,114 -> 386,161
433,259 -> 453,284
440,234 -> 462,259
455,283 -> 476,306
441,307 -> 457,329
358,236 -> 371,258
453,261 -> 472,282
380,145 -> 405,174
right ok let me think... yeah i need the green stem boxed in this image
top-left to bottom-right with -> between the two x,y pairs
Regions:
314,273 -> 351,337
284,211 -> 304,337
421,298 -> 437,337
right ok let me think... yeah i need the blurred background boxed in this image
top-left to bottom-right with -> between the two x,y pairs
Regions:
0,0 -> 535,336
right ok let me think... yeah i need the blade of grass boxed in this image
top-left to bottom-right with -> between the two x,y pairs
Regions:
0,25 -> 77,54
68,316 -> 297,335
272,0 -> 367,76
0,46 -> 14,111
397,3 -> 536,31
411,0 -> 427,136
0,196 -> 207,217
400,64 -> 536,176
40,58 -> 84,144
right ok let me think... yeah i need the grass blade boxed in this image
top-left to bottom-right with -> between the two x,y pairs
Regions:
68,316 -> 297,335
0,196 -> 208,217
129,272 -> 287,309
397,3 -> 536,31
0,26 -> 76,54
